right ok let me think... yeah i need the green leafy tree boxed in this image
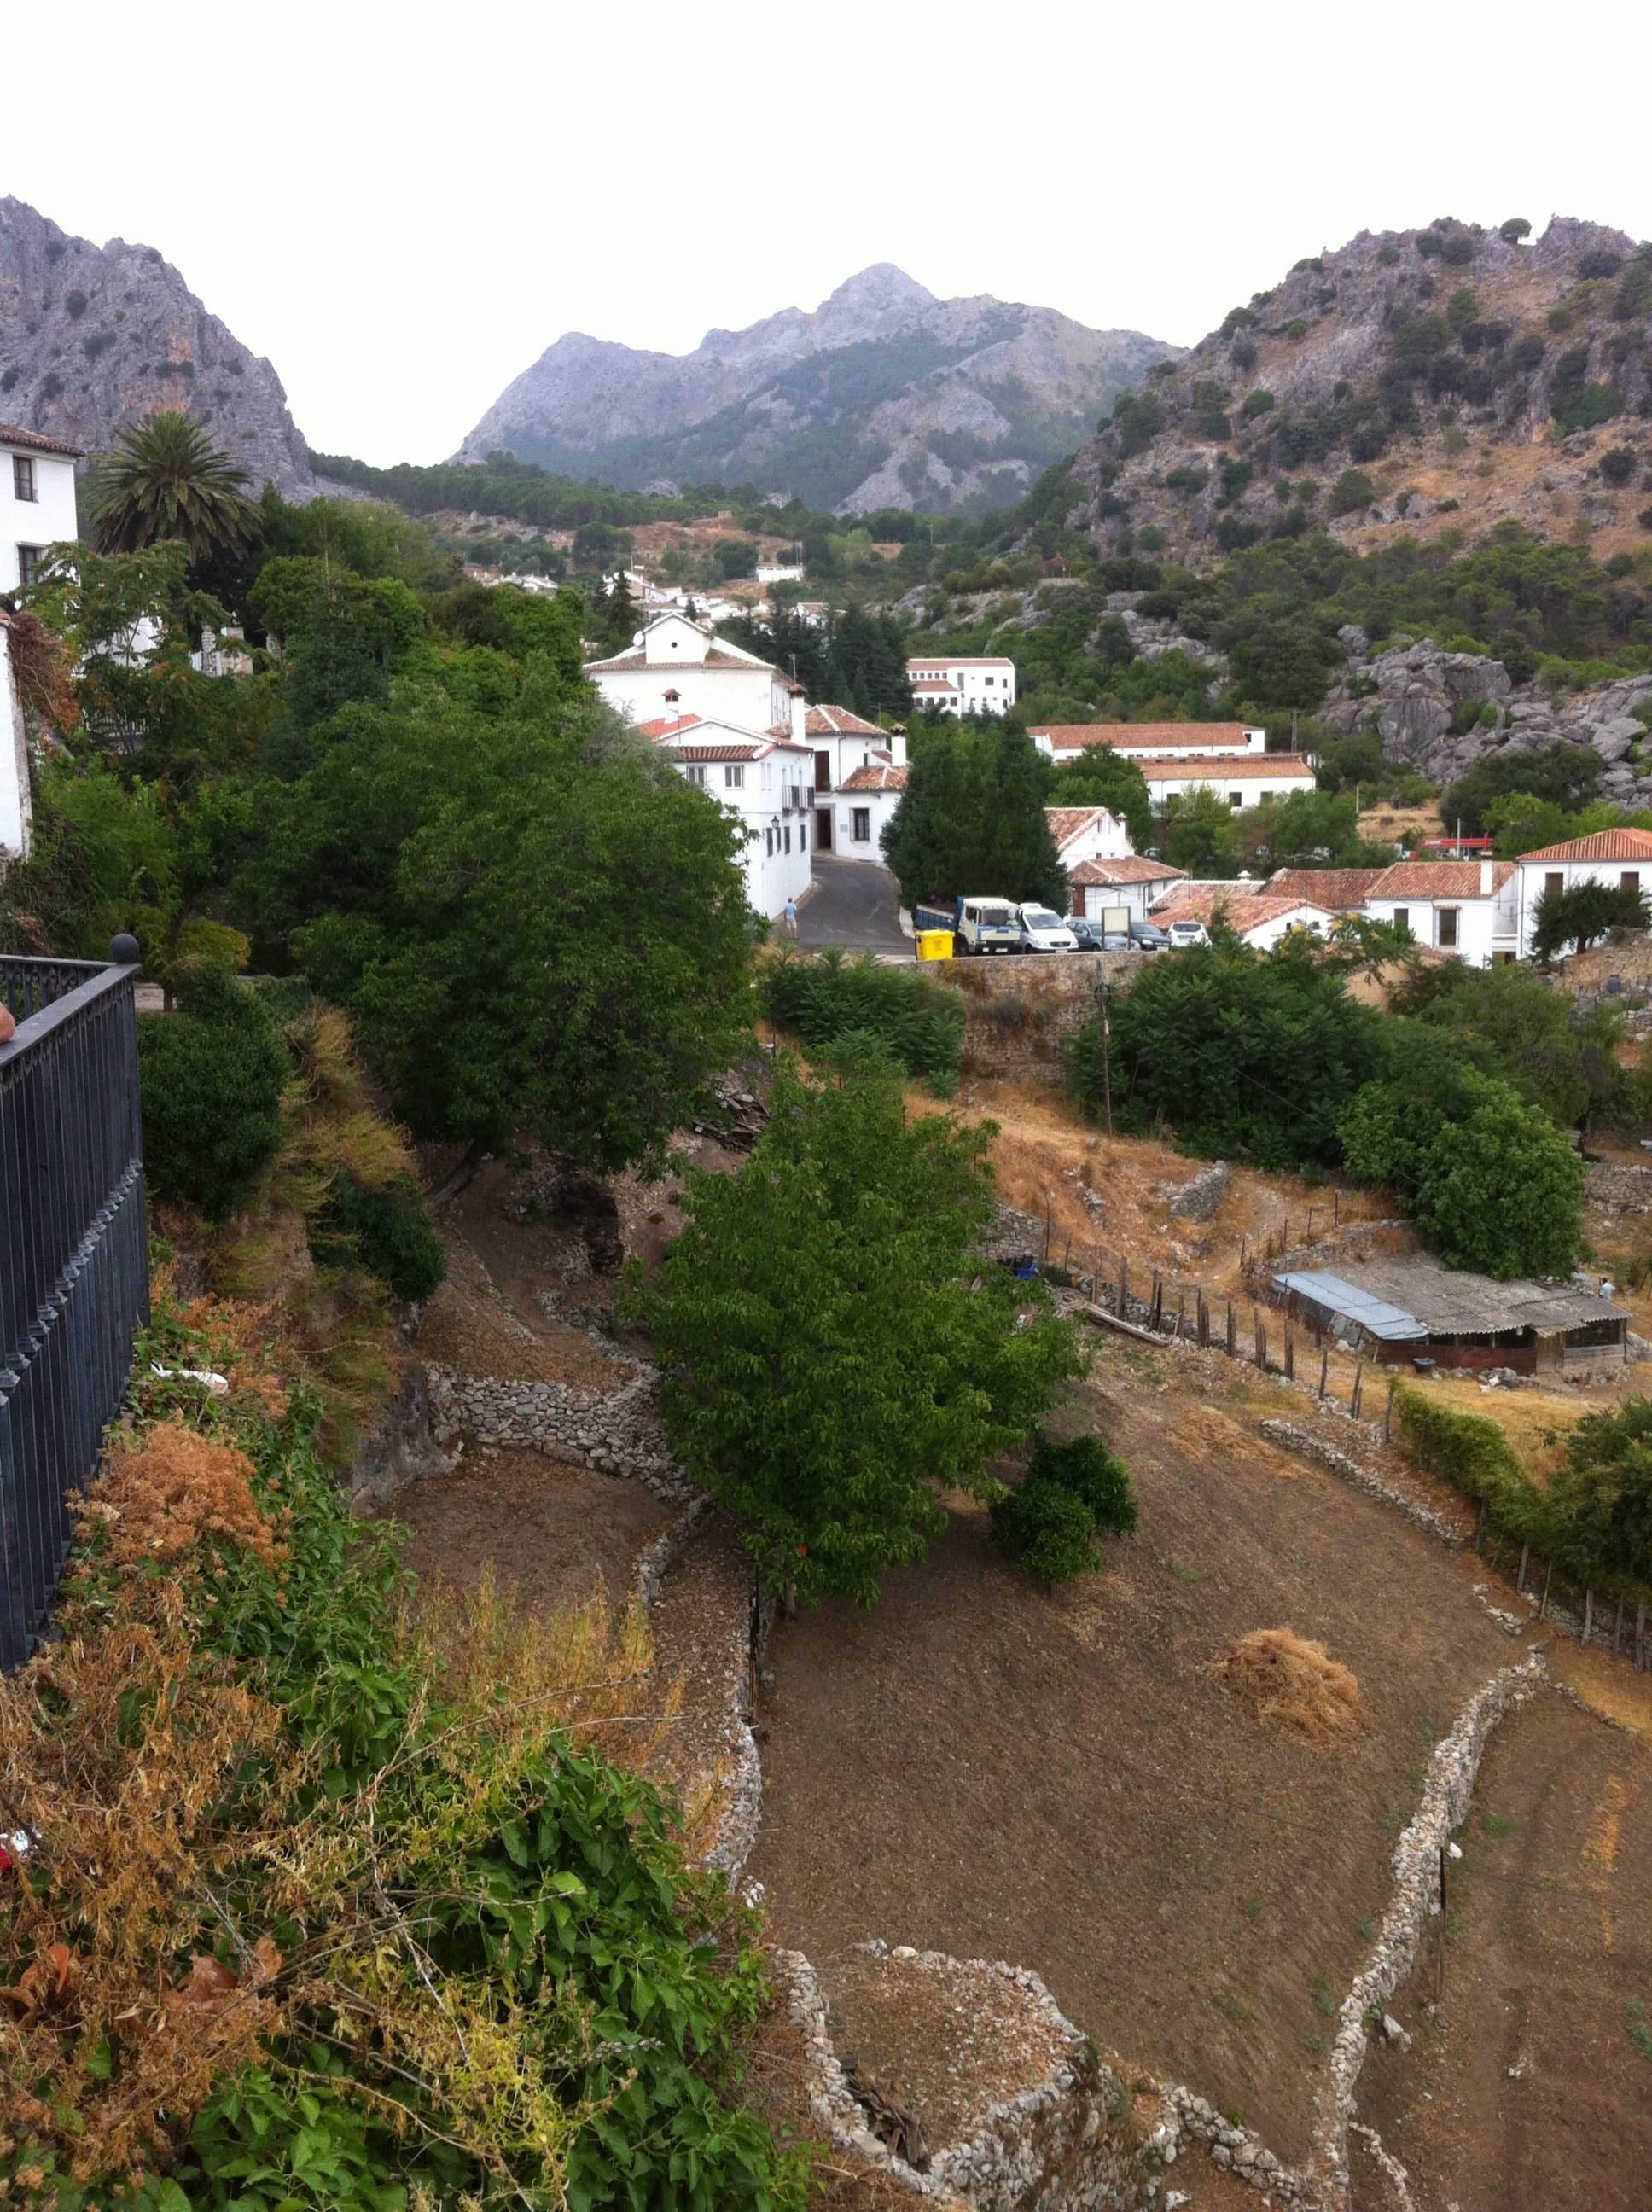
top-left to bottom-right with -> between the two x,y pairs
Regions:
1532,879 -> 1651,960
1158,787 -> 1244,875
1045,743 -> 1154,852
89,410 -> 262,564
137,963 -> 288,1219
238,684 -> 755,1171
881,724 -> 1065,907
1548,1400 -> 1652,1594
626,1063 -> 1083,1605
1078,934 -> 1380,1168
1441,742 -> 1603,837
1396,959 -> 1624,1126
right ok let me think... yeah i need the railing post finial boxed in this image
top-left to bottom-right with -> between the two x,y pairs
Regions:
109,933 -> 140,967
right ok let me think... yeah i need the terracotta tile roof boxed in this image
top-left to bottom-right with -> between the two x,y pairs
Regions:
663,742 -> 763,763
1137,754 -> 1315,783
585,643 -> 786,676
0,421 -> 84,459
1265,867 -> 1388,910
839,763 -> 909,792
1515,828 -> 1652,864
1032,721 -> 1260,752
1044,806 -> 1112,849
1067,856 -> 1189,888
906,656 -> 1015,669
1154,892 -> 1334,930
637,712 -> 703,740
1367,860 -> 1516,900
803,702 -> 884,736
910,677 -> 959,691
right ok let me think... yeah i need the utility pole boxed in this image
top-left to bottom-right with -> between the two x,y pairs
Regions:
1095,972 -> 1113,1136
1290,707 -> 1299,752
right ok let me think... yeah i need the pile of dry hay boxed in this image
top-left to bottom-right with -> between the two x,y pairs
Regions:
1208,1628 -> 1368,1748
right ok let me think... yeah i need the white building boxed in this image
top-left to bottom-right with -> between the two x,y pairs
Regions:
0,605 -> 32,859
1045,805 -> 1132,874
1360,859 -> 1518,966
770,701 -> 910,862
834,760 -> 908,862
587,613 -> 792,736
906,655 -> 1017,717
2,422 -> 81,595
1067,855 -> 1188,922
1136,753 -> 1316,812
638,710 -> 813,921
1030,720 -> 1268,762
1511,828 -> 1652,958
755,561 -> 804,585
1151,888 -> 1339,949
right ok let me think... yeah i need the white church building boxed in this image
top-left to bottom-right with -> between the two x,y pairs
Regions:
586,613 -> 795,736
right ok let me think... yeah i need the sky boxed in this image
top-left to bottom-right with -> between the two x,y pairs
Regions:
8,0 -> 1652,469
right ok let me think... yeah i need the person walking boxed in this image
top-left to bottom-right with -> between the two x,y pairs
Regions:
782,894 -> 799,940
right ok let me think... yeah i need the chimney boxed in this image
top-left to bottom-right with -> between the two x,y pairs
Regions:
888,723 -> 907,769
1480,858 -> 1493,895
789,683 -> 807,748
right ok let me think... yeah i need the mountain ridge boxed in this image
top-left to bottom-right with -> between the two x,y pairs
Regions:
0,195 -> 314,499
457,265 -> 1176,515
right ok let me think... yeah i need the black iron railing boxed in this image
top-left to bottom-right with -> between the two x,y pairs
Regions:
0,941 -> 148,1668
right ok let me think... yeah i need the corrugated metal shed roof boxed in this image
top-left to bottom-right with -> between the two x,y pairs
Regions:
1271,1271 -> 1428,1342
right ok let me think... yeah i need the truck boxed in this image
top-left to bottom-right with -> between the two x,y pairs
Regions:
913,894 -> 1021,956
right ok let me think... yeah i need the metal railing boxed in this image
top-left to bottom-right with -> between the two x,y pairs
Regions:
0,941 -> 148,1668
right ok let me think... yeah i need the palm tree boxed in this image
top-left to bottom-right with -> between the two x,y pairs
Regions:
89,410 -> 262,563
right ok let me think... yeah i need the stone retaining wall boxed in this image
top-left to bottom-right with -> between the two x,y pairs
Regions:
1309,1653 -> 1547,2203
927,951 -> 1136,1078
1258,1422 -> 1464,1551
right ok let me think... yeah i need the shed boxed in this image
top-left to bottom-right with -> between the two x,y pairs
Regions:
1270,1255 -> 1627,1377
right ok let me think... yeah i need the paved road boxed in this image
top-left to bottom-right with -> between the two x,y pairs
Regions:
795,854 -> 910,956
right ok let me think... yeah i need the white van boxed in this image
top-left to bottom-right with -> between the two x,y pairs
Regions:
1015,903 -> 1078,953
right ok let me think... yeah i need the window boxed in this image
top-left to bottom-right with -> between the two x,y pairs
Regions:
1437,906 -> 1459,948
1623,871 -> 1640,897
984,674 -> 995,686
1544,871 -> 1563,899
765,828 -> 774,855
15,544 -> 44,586
1228,790 -> 1242,808
852,807 -> 871,842
784,825 -> 791,853
683,763 -> 707,786
1392,907 -> 1410,935
799,822 -> 806,851
12,456 -> 36,502
724,764 -> 744,789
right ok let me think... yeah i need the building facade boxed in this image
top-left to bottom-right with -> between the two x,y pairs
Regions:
587,614 -> 792,736
0,423 -> 80,596
906,655 -> 1017,717
1030,721 -> 1268,762
642,711 -> 813,920
1362,859 -> 1518,966
1067,855 -> 1187,921
1511,828 -> 1652,958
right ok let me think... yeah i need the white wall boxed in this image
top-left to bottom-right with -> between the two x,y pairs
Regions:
1515,856 -> 1651,958
1051,808 -> 1132,869
906,658 -> 1016,716
672,746 -> 812,920
0,620 -> 32,859
824,783 -> 902,863
1148,768 -> 1315,811
1034,726 -> 1266,761
1071,875 -> 1182,921
596,660 -> 785,736
1,447 -> 78,595
1363,895 -> 1508,967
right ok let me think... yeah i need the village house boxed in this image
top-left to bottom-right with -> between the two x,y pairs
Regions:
1150,887 -> 1338,949
1360,858 -> 1518,966
905,654 -> 1017,717
1,422 -> 80,595
780,701 -> 908,859
638,708 -> 813,920
586,613 -> 793,736
1066,854 -> 1188,922
1265,866 -> 1387,912
1044,805 -> 1133,874
1029,720 -> 1269,762
1510,827 -> 1652,958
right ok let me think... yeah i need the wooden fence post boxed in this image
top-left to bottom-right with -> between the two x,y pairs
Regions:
1118,1255 -> 1128,1317
1240,1236 -> 1248,1272
1384,1378 -> 1398,1444
1334,1187 -> 1341,1225
1226,1300 -> 1236,1357
1177,1289 -> 1186,1341
1539,1559 -> 1553,1620
1151,1276 -> 1164,1330
1583,1588 -> 1594,1648
1318,1345 -> 1329,1400
1198,1292 -> 1209,1348
1517,1543 -> 1530,1596
1284,1330 -> 1294,1381
1254,1309 -> 1266,1371
1351,1360 -> 1364,1420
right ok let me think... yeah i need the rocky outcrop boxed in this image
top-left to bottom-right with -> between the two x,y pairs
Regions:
457,265 -> 1175,516
1056,215 -> 1652,570
1319,635 -> 1652,795
0,195 -> 313,497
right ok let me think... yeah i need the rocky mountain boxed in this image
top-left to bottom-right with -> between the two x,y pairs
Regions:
1054,216 -> 1652,569
0,196 -> 314,498
457,265 -> 1175,515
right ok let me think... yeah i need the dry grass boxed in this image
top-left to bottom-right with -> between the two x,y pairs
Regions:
1420,1374 -> 1578,1485
1207,1628 -> 1370,1749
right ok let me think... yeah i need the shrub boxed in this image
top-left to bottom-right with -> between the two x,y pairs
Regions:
1330,468 -> 1376,515
317,1173 -> 446,1302
1416,230 -> 1444,259
1242,388 -> 1276,419
1613,260 -> 1652,322
1499,218 -> 1532,244
1510,331 -> 1546,371
138,963 -> 288,1219
1378,243 -> 1402,265
991,1476 -> 1096,1583
764,947 -> 964,1085
80,329 -> 116,360
1027,1431 -> 1138,1535
1440,233 -> 1475,266
1579,249 -> 1625,281
1230,337 -> 1258,373
64,288 -> 89,318
1136,523 -> 1166,551
1220,306 -> 1258,337
1395,1388 -> 1543,1538
1600,445 -> 1637,486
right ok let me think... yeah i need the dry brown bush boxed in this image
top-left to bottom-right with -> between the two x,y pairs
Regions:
90,1422 -> 283,1571
1207,1627 -> 1369,1748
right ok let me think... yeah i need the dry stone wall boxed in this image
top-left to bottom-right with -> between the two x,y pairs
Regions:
928,952 -> 1135,1078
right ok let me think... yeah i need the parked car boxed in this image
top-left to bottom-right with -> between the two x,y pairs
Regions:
1100,929 -> 1134,952
1065,915 -> 1106,952
1166,918 -> 1210,949
1130,917 -> 1170,952
1015,903 -> 1077,954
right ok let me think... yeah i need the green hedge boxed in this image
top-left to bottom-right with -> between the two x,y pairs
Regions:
764,947 -> 964,1087
1395,1386 -> 1556,1551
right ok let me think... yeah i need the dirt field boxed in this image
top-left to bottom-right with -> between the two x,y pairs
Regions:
747,1336 -> 1516,2163
1355,1690 -> 1652,2211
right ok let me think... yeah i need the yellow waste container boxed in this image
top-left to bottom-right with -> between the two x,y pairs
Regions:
916,929 -> 955,962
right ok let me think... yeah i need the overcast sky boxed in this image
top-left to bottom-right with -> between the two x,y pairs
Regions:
9,2 -> 1652,469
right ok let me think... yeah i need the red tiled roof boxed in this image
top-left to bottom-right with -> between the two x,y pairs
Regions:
839,763 -> 908,792
1265,867 -> 1388,910
585,643 -> 786,676
1067,856 -> 1188,888
803,702 -> 884,736
910,677 -> 958,692
1032,721 -> 1259,752
1137,754 -> 1315,783
1044,805 -> 1114,848
1155,892 -> 1334,930
637,712 -> 703,740
1367,860 -> 1516,900
1516,829 -> 1652,864
0,421 -> 84,459
906,657 -> 1015,670
664,742 -> 763,763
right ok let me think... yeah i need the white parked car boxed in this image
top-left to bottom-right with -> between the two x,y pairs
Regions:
1166,918 -> 1210,949
1015,903 -> 1077,953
